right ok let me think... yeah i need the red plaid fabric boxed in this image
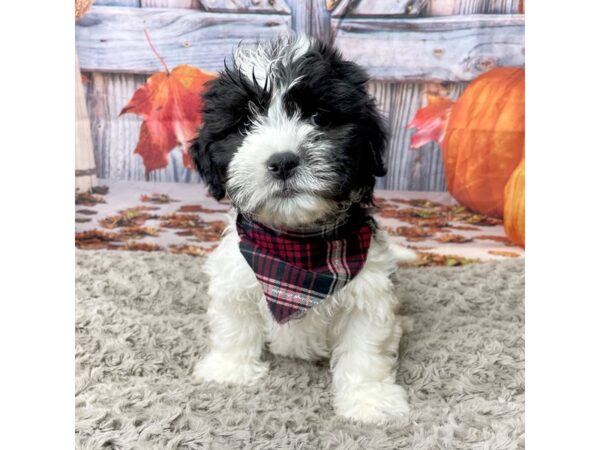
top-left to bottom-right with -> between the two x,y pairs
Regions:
236,214 -> 373,324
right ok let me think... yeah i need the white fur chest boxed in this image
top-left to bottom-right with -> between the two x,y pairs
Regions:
202,217 -> 402,361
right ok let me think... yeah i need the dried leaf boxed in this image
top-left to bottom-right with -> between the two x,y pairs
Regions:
402,251 -> 480,267
122,241 -> 163,252
75,192 -> 105,206
159,213 -> 203,229
434,234 -> 473,243
75,229 -> 123,249
474,235 -> 513,245
120,64 -> 217,173
462,215 -> 503,226
177,204 -> 228,214
120,205 -> 161,212
407,95 -> 455,148
118,226 -> 161,239
76,209 -> 98,216
488,250 -> 521,258
99,210 -> 155,229
449,225 -> 481,231
168,244 -> 211,257
140,193 -> 178,204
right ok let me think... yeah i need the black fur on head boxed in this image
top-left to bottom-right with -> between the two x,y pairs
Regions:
190,35 -> 387,217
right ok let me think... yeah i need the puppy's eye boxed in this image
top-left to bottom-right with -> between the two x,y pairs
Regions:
238,119 -> 252,135
310,112 -> 331,128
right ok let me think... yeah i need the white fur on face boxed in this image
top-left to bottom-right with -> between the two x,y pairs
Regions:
226,38 -> 341,228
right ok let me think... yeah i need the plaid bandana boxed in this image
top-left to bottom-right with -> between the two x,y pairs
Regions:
236,213 -> 373,324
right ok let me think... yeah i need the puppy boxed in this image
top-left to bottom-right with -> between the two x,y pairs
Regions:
190,34 -> 414,422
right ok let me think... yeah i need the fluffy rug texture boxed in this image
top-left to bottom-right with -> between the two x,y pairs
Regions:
75,250 -> 524,449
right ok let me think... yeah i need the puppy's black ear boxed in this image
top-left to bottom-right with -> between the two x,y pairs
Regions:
332,55 -> 388,178
364,103 -> 388,178
190,134 -> 227,201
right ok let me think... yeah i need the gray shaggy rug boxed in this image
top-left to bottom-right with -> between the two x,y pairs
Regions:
75,250 -> 524,450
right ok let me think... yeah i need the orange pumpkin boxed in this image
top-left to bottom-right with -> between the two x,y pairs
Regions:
442,67 -> 525,217
503,160 -> 525,247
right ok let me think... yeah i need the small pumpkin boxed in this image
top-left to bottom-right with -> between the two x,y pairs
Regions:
503,159 -> 525,247
409,67 -> 525,217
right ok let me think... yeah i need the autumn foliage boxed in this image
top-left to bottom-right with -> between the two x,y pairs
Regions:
408,67 -> 525,218
120,32 -> 217,174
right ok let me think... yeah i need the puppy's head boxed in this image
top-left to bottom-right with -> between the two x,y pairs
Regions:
191,35 -> 387,228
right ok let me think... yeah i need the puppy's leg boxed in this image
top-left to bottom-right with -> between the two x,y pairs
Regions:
331,294 -> 409,422
193,279 -> 268,386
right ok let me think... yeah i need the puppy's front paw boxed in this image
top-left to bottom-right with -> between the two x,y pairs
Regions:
335,382 -> 410,423
192,352 -> 268,385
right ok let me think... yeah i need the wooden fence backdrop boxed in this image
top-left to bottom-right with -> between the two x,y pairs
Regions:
77,0 -> 524,190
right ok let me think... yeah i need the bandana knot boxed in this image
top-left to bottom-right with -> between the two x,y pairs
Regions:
236,213 -> 373,324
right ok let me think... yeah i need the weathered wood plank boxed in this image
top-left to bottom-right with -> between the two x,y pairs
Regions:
289,0 -> 311,34
311,0 -> 332,42
331,0 -> 426,17
426,0 -> 520,15
76,57 -> 98,192
84,72 -> 201,182
95,0 -> 140,6
198,0 -> 290,14
141,0 -> 200,8
76,6 -> 292,74
332,15 -> 524,81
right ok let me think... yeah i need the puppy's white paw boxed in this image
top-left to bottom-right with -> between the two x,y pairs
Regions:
390,244 -> 418,263
192,352 -> 268,385
335,382 -> 410,423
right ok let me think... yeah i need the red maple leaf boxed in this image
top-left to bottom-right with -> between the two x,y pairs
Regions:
120,31 -> 217,174
407,95 -> 455,149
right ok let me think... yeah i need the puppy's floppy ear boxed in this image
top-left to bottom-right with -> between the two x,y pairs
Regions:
190,133 -> 227,201
364,104 -> 388,178
332,55 -> 388,178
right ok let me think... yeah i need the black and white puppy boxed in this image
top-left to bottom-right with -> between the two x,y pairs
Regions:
190,34 -> 415,422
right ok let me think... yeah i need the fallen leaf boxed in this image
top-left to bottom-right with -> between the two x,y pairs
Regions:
435,234 -> 474,243
401,251 -> 480,267
120,205 -> 161,212
461,215 -> 503,226
488,250 -> 521,258
76,209 -> 98,216
122,241 -> 163,252
407,95 -> 455,148
449,225 -> 481,231
118,226 -> 161,239
177,204 -> 228,213
120,64 -> 217,173
100,210 -> 155,229
474,235 -> 513,245
140,193 -> 178,204
159,213 -> 203,229
395,226 -> 433,239
75,192 -> 105,206
168,244 -> 212,257
75,229 -> 123,249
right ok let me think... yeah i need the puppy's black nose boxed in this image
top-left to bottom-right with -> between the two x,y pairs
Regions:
266,152 -> 300,180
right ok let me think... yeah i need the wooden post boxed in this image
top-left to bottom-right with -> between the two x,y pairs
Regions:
75,54 -> 98,192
